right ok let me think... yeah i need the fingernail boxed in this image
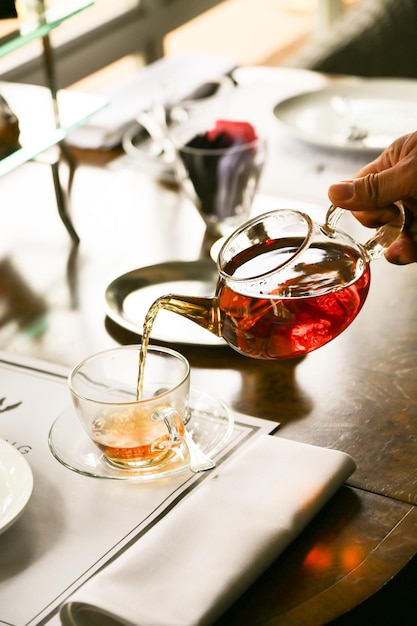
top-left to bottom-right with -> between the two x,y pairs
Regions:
329,182 -> 355,202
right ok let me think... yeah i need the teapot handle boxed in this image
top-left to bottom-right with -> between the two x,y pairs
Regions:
323,202 -> 406,260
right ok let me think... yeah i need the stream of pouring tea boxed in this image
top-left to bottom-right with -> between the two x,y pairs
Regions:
136,296 -> 171,400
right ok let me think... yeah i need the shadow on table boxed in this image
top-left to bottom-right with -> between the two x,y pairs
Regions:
326,553 -> 417,626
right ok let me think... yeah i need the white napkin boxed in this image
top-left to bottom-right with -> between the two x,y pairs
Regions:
60,435 -> 355,626
67,54 -> 237,150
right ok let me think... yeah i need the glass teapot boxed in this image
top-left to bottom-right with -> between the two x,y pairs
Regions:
144,206 -> 404,359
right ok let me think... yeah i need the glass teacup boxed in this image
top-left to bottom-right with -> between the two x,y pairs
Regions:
68,345 -> 189,469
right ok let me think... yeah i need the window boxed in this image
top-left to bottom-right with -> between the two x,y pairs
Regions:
1,0 -> 224,87
0,0 -> 360,88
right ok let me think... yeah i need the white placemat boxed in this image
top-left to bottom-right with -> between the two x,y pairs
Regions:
0,351 -> 275,626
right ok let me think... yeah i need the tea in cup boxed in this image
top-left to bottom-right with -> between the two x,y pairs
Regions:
68,345 -> 189,469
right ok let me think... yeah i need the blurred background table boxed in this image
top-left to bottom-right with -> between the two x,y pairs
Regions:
1,65 -> 417,625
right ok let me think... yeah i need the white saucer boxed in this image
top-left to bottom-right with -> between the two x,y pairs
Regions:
48,388 -> 233,481
0,438 -> 33,534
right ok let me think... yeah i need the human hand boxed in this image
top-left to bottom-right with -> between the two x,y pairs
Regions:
328,131 -> 417,264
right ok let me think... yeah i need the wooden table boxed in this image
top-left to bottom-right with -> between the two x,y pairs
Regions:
1,67 -> 417,625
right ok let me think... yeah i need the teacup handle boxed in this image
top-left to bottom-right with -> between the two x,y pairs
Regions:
323,202 -> 406,260
152,406 -> 183,448
153,406 -> 215,472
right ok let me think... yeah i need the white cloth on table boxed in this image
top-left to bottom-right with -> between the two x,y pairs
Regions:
60,434 -> 356,626
67,55 -> 237,150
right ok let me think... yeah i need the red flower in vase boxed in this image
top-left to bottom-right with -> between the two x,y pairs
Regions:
180,120 -> 262,222
206,120 -> 258,147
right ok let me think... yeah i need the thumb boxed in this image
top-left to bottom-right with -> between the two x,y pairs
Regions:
328,166 -> 410,211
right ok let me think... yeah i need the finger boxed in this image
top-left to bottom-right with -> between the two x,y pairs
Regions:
385,232 -> 417,265
355,132 -> 417,179
328,166 -> 416,210
350,204 -> 403,228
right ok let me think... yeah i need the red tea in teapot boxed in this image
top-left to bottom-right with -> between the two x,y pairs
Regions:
217,237 -> 370,359
137,206 -> 403,361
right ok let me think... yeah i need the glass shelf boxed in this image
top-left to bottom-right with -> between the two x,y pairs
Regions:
0,1 -> 102,242
0,1 -> 94,57
0,81 -> 107,176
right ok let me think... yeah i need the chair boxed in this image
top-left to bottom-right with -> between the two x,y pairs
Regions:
286,0 -> 417,78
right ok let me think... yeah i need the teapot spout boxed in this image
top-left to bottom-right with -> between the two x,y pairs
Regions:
150,294 -> 223,337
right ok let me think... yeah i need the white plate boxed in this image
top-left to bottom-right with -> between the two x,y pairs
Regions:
105,260 -> 225,347
232,66 -> 327,90
48,388 -> 233,481
0,438 -> 33,534
273,78 -> 417,153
